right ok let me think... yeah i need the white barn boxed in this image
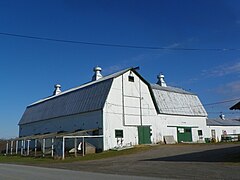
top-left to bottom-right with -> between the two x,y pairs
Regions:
19,67 -> 209,151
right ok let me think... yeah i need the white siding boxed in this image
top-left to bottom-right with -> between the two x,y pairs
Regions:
103,70 -> 157,150
19,110 -> 102,137
102,70 -> 210,150
208,126 -> 240,142
155,114 -> 209,142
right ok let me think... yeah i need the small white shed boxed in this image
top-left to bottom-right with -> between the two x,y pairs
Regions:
207,118 -> 240,142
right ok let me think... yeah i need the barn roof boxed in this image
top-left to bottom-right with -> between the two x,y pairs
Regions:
19,68 -> 133,125
207,118 -> 240,126
19,67 -> 208,125
150,84 -> 207,117
230,101 -> 240,110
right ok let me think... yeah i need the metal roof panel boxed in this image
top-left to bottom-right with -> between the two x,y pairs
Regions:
207,118 -> 240,126
151,84 -> 207,116
19,79 -> 113,125
19,67 -> 135,125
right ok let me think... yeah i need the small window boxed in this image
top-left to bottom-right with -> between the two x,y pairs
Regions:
115,129 -> 123,138
128,75 -> 134,82
178,128 -> 184,133
198,130 -> 203,136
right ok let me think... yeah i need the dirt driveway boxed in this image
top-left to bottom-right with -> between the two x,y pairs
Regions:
41,143 -> 240,179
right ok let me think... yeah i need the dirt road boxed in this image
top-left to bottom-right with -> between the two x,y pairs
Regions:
38,143 -> 240,179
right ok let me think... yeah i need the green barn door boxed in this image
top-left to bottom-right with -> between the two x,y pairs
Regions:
138,126 -> 151,144
177,127 -> 192,143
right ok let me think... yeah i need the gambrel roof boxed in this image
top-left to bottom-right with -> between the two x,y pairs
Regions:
150,84 -> 207,117
19,68 -> 133,125
19,67 -> 208,125
19,79 -> 113,125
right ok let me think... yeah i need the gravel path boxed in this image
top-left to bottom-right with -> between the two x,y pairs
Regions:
26,143 -> 240,179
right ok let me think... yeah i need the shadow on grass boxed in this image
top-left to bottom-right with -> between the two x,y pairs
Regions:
141,146 -> 240,163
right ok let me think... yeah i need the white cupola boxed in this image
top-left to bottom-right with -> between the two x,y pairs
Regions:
219,112 -> 225,120
53,84 -> 61,95
157,73 -> 167,87
92,66 -> 103,81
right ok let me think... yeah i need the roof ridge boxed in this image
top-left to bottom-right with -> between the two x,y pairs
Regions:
150,83 -> 195,95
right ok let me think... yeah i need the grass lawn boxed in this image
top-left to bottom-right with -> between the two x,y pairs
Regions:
0,145 -> 154,165
1,143 -> 240,165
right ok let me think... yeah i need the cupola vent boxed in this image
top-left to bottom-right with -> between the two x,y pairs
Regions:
53,84 -> 61,95
157,73 -> 167,87
92,66 -> 103,81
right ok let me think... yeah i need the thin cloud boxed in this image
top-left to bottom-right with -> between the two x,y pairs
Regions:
164,37 -> 199,49
215,80 -> 240,97
202,61 -> 240,77
103,54 -> 146,74
173,61 -> 240,86
104,65 -> 125,74
164,43 -> 181,49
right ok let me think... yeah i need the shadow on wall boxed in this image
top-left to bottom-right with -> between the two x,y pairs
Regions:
0,140 -> 7,153
141,145 -> 240,163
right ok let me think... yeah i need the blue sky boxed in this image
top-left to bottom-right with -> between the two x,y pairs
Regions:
0,0 -> 240,138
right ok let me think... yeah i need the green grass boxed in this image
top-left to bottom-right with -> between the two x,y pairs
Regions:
0,155 -> 56,164
0,145 -> 154,164
1,142 -> 240,165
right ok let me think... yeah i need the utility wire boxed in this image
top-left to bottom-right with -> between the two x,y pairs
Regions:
156,97 -> 240,110
107,97 -> 240,110
207,111 -> 240,114
0,32 -> 240,51
204,98 -> 240,107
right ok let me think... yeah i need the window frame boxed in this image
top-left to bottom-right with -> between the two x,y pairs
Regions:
115,129 -> 123,138
128,75 -> 134,82
198,130 -> 203,136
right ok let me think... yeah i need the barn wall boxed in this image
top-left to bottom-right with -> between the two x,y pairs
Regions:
208,126 -> 240,142
154,114 -> 209,142
19,110 -> 103,137
102,70 -> 209,150
103,70 -> 157,150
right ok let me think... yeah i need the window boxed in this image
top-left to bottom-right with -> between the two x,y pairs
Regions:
222,130 -> 227,135
115,129 -> 123,138
178,128 -> 184,133
128,75 -> 134,82
198,130 -> 203,136
211,129 -> 216,139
